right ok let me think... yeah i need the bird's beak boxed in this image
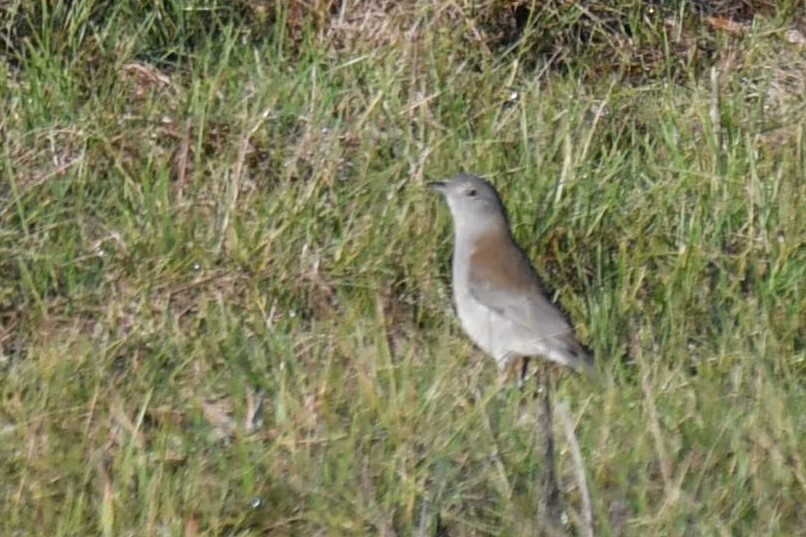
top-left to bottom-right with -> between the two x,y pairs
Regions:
427,181 -> 447,193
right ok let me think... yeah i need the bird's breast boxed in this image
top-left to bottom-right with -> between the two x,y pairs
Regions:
451,275 -> 512,363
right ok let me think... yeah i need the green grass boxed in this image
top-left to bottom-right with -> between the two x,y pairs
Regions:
1,1 -> 805,535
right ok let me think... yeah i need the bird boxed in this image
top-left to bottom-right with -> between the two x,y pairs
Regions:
428,173 -> 593,384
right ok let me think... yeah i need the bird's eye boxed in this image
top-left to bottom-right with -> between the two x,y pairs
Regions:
467,188 -> 477,197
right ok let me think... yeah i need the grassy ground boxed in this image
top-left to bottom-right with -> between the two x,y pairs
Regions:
1,1 -> 805,535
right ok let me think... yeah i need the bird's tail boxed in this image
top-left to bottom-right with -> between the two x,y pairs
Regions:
548,334 -> 596,377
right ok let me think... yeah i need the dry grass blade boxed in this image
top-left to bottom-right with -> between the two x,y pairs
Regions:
556,400 -> 594,537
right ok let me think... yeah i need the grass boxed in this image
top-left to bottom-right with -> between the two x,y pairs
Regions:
1,0 -> 805,535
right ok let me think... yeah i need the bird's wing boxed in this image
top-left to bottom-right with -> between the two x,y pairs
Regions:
468,233 -> 574,339
469,241 -> 594,372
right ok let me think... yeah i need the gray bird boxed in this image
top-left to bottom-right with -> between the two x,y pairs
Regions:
429,173 -> 593,381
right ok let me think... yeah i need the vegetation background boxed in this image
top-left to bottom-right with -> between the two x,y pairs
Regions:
1,0 -> 805,535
